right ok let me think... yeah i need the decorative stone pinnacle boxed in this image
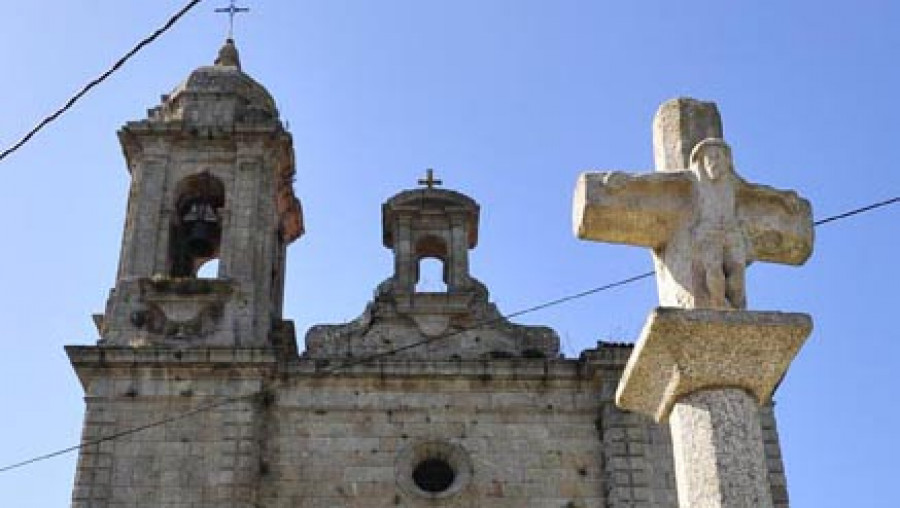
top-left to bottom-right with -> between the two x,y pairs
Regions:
214,38 -> 242,70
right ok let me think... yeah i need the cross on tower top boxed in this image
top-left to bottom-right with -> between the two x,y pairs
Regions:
215,0 -> 250,40
417,168 -> 443,189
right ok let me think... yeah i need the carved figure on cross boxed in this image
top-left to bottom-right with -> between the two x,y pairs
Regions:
573,100 -> 813,310
688,138 -> 748,308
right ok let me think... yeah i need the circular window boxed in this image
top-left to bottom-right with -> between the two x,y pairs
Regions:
396,440 -> 472,499
412,458 -> 455,493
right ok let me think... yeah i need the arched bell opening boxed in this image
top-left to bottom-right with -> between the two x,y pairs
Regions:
169,172 -> 225,278
415,257 -> 448,293
414,235 -> 449,293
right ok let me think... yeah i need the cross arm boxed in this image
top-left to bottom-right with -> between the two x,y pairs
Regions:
573,170 -> 693,249
737,181 -> 814,265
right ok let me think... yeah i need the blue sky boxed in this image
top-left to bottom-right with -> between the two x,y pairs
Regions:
0,1 -> 898,506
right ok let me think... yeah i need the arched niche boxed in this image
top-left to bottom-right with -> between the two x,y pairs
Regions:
414,235 -> 449,292
169,172 -> 225,277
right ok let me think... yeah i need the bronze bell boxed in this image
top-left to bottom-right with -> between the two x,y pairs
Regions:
182,202 -> 220,258
185,221 -> 218,257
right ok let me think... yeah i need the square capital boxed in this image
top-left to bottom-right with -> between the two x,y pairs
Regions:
616,308 -> 812,422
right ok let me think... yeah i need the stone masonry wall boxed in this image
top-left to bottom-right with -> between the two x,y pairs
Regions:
72,398 -> 264,508
260,361 -> 605,508
68,346 -> 792,508
595,400 -> 789,508
68,348 -> 272,508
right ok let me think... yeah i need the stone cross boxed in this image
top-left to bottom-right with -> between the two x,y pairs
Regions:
572,98 -> 815,508
573,99 -> 813,309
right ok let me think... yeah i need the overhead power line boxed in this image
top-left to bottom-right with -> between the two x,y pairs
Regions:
0,0 -> 889,479
813,196 -> 900,226
0,194 -> 896,475
0,0 -> 203,163
331,194 -> 900,372
0,394 -> 249,474
326,271 -> 654,372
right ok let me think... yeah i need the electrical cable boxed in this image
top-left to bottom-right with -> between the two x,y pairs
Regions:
0,0 -> 204,163
813,196 -> 900,226
0,0 -> 892,480
0,394 -> 251,474
330,194 -> 900,372
325,270 -> 655,372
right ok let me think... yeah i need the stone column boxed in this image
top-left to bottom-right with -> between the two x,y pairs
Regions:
120,155 -> 168,278
573,96 -> 813,506
670,389 -> 771,508
395,216 -> 415,292
616,308 -> 812,508
448,214 -> 470,289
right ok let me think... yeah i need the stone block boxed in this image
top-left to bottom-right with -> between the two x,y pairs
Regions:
616,307 -> 812,422
652,97 -> 723,171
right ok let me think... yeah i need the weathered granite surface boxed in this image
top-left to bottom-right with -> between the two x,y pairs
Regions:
69,47 -> 801,508
573,99 -> 813,310
97,40 -> 303,348
306,184 -> 559,361
68,343 -> 791,508
573,97 -> 813,508
652,98 -> 723,173
670,389 -> 773,508
615,308 -> 812,423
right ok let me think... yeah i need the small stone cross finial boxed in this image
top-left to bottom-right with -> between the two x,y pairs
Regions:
417,168 -> 443,189
215,0 -> 250,40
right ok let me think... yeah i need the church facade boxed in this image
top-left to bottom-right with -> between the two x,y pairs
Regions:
67,41 -> 791,508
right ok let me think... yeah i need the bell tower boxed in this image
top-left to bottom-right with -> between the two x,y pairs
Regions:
306,173 -> 559,359
98,39 -> 303,347
382,175 -> 479,296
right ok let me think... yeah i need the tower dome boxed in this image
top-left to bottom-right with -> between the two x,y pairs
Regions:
147,39 -> 278,127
